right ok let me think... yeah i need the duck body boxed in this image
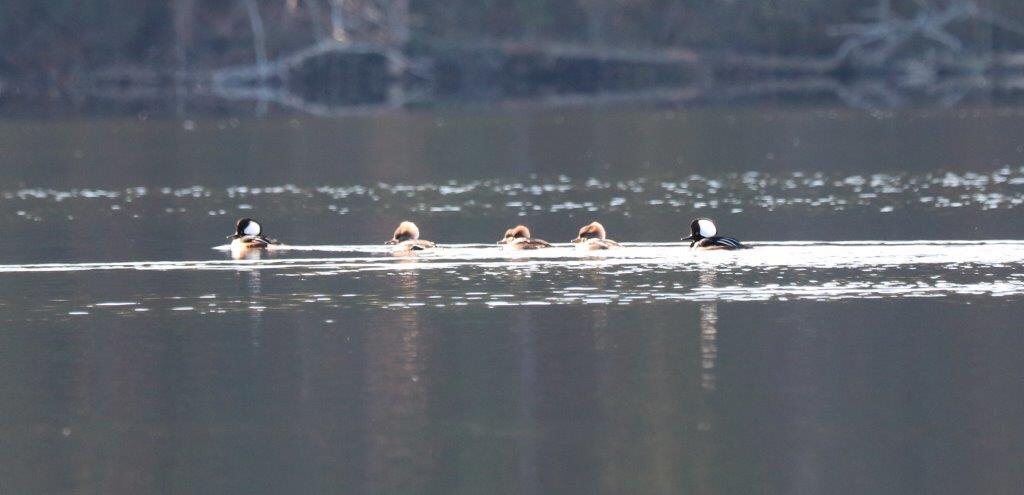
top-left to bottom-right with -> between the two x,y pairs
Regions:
231,235 -> 278,249
387,221 -> 435,255
505,238 -> 553,250
574,238 -> 621,250
682,218 -> 749,250
571,221 -> 620,250
227,218 -> 279,249
691,236 -> 746,250
391,239 -> 436,253
498,225 -> 551,250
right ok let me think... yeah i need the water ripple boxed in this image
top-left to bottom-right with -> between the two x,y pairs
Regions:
0,241 -> 1019,273
3,242 -> 1024,316
6,167 -> 1024,222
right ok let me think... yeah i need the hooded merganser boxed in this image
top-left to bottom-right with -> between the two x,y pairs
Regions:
386,221 -> 436,254
571,221 -> 621,250
498,225 -> 552,250
682,218 -> 749,250
227,217 -> 279,249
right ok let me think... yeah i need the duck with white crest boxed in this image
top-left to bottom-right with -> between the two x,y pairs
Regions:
682,218 -> 749,250
227,217 -> 280,249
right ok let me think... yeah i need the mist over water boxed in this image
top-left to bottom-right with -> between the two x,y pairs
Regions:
3,105 -> 1024,494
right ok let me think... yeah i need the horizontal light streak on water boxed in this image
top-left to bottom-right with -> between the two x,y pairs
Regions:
41,279 -> 1024,312
0,241 -> 1022,273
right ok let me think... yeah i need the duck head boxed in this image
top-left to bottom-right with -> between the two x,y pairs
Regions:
387,221 -> 421,245
227,217 -> 262,239
572,221 -> 607,243
682,218 -> 717,242
498,225 -> 532,244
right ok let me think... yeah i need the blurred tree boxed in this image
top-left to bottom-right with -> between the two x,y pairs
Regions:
2,0 -> 1024,83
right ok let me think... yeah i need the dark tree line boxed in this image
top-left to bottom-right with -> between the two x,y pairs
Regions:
3,0 -> 1024,83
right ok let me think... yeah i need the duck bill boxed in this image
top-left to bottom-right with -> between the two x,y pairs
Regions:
681,235 -> 695,241
570,238 -> 582,243
384,239 -> 398,245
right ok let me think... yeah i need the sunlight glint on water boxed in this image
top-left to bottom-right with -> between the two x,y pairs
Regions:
4,108 -> 1024,495
3,242 -> 1023,317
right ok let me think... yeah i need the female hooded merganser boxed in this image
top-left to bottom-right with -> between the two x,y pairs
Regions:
498,225 -> 552,250
386,221 -> 436,253
682,218 -> 749,250
227,217 -> 279,249
571,221 -> 621,250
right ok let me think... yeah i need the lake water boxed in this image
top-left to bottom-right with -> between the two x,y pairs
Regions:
2,105 -> 1024,494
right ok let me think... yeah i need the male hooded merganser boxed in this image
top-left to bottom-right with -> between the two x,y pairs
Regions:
682,218 -> 749,250
571,221 -> 621,250
386,221 -> 436,253
226,217 -> 279,249
498,225 -> 552,250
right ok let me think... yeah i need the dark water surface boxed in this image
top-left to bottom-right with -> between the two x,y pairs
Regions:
2,105 -> 1024,494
